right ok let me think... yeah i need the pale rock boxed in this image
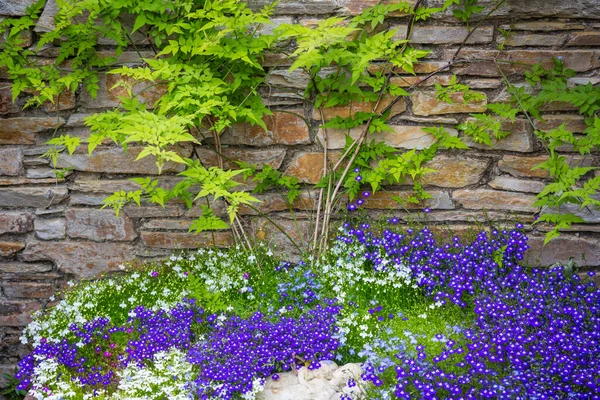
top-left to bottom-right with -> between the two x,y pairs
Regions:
257,362 -> 364,400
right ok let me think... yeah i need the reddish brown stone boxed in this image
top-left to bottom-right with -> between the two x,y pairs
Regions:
364,191 -> 454,210
0,86 -> 21,115
534,114 -> 587,133
368,62 -> 448,75
411,91 -> 487,116
318,125 -> 458,150
0,301 -> 40,326
42,90 -> 77,112
220,110 -> 310,146
3,282 -> 54,299
453,189 -> 537,212
500,34 -> 566,47
0,117 -> 65,145
141,219 -> 195,230
460,119 -> 533,153
498,155 -> 595,179
0,212 -> 34,235
66,208 -> 137,242
195,148 -> 286,170
283,152 -> 342,184
317,95 -> 406,120
567,32 -> 600,47
56,145 -> 191,174
140,231 -> 233,249
421,156 -> 490,188
80,73 -> 167,108
389,75 -> 453,88
411,26 -> 493,45
0,242 -> 25,257
22,241 -> 136,279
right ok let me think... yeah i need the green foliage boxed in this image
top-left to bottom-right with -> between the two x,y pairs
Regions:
449,0 -> 485,27
435,75 -> 486,105
246,164 -> 301,204
486,58 -> 600,243
186,273 -> 229,313
0,0 -> 277,234
1,368 -> 27,400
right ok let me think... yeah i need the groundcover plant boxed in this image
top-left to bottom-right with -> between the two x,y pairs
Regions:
14,220 -> 600,400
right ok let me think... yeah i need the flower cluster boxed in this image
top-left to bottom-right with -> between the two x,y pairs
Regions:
13,219 -> 600,400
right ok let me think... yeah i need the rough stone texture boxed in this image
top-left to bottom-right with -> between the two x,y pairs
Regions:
0,86 -> 21,115
317,95 -> 406,120
343,0 -> 416,15
0,263 -> 52,274
238,192 -> 317,215
284,153 -> 341,184
247,0 -> 342,15
498,22 -> 585,31
257,361 -> 364,400
498,155 -> 594,179
141,219 -> 195,231
0,301 -> 40,327
0,117 -> 65,145
567,32 -> 600,47
221,110 -> 310,146
22,241 -> 136,279
34,218 -> 66,240
318,125 -> 459,150
0,212 -> 33,235
140,231 -> 233,249
195,148 -> 286,170
527,235 -> 600,267
364,191 -> 454,210
410,26 -> 494,44
0,186 -> 68,208
34,0 -> 58,32
65,208 -> 137,242
56,146 -> 191,174
368,61 -> 448,75
488,176 -> 545,193
500,34 -> 567,47
0,242 -> 25,257
422,156 -> 490,188
534,114 -> 587,133
450,50 -> 600,76
430,0 -> 600,20
0,0 -> 38,16
390,75 -> 453,88
460,119 -> 533,152
453,189 -> 537,212
411,91 -> 487,116
2,282 -> 54,299
80,74 -> 167,108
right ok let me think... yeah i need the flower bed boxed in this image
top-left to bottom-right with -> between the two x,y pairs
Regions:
15,222 -> 600,399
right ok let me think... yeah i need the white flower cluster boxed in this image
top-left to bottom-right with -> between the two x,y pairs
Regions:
28,357 -> 79,400
112,348 -> 194,400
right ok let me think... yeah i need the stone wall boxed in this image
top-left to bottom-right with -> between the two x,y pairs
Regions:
1,0 -> 600,385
